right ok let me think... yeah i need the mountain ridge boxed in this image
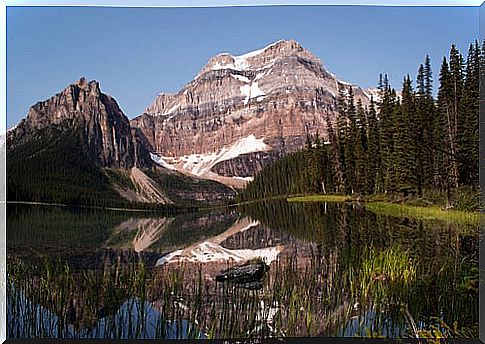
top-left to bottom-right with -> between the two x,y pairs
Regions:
7,39 -> 382,198
131,39 -> 378,186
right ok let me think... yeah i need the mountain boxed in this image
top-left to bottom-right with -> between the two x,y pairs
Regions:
132,39 -> 377,187
7,78 -> 235,207
7,40 -> 380,205
7,77 -> 151,169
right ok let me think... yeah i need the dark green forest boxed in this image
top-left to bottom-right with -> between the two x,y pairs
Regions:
239,42 -> 481,209
6,124 -> 196,212
7,124 -> 125,207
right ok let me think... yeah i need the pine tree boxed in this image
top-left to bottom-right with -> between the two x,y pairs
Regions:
336,85 -> 349,192
366,97 -> 382,194
437,56 -> 457,193
424,55 -> 433,97
321,138 -> 335,194
459,41 -> 480,187
344,87 -> 357,194
422,55 -> 436,190
415,64 -> 426,195
314,133 -> 326,193
378,73 -> 384,92
417,64 -> 426,96
385,101 -> 400,194
304,133 -> 317,193
326,113 -> 345,193
378,79 -> 397,193
449,45 -> 465,187
355,99 -> 368,194
415,58 -> 436,194
394,76 -> 418,196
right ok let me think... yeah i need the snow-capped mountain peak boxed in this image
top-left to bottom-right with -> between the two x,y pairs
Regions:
132,40 -> 378,187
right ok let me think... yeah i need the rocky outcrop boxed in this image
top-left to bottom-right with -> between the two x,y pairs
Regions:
215,260 -> 269,289
8,77 -> 151,169
132,40 -> 376,182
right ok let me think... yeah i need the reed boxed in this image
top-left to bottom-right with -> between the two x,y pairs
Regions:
7,246 -> 478,340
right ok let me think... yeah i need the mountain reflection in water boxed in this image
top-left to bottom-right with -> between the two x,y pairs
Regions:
6,201 -> 479,339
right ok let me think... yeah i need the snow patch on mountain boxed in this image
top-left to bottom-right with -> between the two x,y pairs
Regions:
363,88 -> 382,103
209,40 -> 284,73
150,153 -> 177,171
230,72 -> 267,104
158,104 -> 178,117
231,74 -> 250,83
151,135 -> 269,177
181,153 -> 218,175
240,82 -> 265,105
235,40 -> 284,60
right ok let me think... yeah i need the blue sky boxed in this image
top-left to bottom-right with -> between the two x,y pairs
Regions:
6,5 -> 479,128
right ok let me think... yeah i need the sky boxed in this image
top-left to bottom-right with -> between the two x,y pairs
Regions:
6,5 -> 479,128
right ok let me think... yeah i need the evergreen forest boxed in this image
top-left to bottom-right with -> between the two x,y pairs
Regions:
239,42 -> 481,211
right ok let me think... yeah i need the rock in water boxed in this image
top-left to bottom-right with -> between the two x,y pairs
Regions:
215,261 -> 269,286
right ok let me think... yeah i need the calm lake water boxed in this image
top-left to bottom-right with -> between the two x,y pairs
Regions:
6,201 -> 479,339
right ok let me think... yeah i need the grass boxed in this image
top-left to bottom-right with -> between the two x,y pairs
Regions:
285,193 -> 479,226
286,195 -> 351,203
365,202 -> 480,227
416,317 -> 479,339
104,168 -> 137,192
350,245 -> 418,304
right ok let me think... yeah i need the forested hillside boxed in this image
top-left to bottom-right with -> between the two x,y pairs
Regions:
7,123 -> 126,207
239,42 -> 481,210
6,121 -> 226,210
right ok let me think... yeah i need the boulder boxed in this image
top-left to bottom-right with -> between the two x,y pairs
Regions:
215,261 -> 269,286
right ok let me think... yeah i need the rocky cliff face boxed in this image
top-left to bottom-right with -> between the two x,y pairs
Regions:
8,77 -> 150,169
132,40 -> 376,184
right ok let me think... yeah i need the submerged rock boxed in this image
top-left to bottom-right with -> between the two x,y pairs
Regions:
215,260 -> 269,287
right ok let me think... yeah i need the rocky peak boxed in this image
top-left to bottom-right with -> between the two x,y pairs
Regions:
198,39 -> 322,76
26,78 -> 103,124
8,78 -> 151,169
142,40 -> 341,120
77,78 -> 101,96
77,76 -> 88,87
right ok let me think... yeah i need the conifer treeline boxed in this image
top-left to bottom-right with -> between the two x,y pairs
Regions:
240,42 -> 481,202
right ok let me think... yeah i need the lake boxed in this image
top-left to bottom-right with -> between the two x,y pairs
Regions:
6,200 -> 479,339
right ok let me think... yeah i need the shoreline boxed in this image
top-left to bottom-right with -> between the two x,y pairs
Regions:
286,194 -> 480,226
5,200 -> 190,214
7,194 -> 481,227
